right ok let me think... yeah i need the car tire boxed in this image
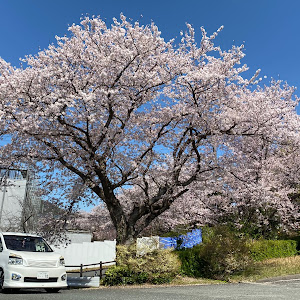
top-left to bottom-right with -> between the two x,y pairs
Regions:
0,270 -> 11,293
0,269 -> 4,290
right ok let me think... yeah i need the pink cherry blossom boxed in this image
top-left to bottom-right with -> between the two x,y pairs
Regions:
0,15 -> 299,244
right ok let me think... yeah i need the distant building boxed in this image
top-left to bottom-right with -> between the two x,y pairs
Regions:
0,168 -> 41,232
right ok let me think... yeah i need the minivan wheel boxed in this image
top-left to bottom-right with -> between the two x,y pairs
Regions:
45,288 -> 60,293
0,269 -> 4,290
0,269 -> 11,293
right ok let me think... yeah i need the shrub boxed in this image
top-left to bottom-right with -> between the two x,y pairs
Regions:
102,266 -> 149,285
291,236 -> 300,251
149,273 -> 174,284
197,227 -> 252,280
117,244 -> 180,274
249,239 -> 298,261
281,234 -> 300,252
177,226 -> 252,280
176,245 -> 203,278
103,244 -> 181,285
103,266 -> 133,285
201,226 -> 216,243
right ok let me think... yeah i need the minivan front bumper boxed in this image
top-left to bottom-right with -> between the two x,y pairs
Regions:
3,265 -> 67,289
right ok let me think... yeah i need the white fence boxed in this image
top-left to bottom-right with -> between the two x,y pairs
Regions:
51,240 -> 116,269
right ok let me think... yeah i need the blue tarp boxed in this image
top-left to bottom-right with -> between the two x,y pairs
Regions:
159,228 -> 202,249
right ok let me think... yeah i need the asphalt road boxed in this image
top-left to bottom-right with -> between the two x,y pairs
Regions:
2,278 -> 300,300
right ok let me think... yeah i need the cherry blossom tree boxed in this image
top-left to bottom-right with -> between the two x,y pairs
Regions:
0,15 -> 299,244
213,135 -> 300,237
75,143 -> 300,239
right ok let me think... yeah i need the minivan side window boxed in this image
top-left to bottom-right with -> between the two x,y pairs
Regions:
0,238 -> 3,252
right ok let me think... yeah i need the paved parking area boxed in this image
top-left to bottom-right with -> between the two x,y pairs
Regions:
1,276 -> 300,300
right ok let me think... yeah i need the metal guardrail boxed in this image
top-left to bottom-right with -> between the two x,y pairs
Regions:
66,260 -> 116,279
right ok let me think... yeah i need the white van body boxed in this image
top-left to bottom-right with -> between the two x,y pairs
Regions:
0,232 -> 67,292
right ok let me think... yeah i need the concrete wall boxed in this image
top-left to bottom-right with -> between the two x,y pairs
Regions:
51,240 -> 116,268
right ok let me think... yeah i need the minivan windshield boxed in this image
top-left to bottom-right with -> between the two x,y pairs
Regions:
3,235 -> 53,252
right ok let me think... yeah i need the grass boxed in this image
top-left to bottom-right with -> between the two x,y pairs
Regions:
231,255 -> 300,282
170,275 -> 225,285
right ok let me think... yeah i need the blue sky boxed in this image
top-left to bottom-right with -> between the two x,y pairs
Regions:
1,0 -> 300,97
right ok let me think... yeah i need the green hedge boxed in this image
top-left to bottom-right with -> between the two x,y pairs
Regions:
248,239 -> 298,261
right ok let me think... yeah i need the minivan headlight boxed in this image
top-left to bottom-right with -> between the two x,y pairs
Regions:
59,256 -> 65,266
8,255 -> 23,265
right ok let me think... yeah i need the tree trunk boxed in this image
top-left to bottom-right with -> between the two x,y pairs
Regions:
115,219 -> 136,245
101,191 -> 137,245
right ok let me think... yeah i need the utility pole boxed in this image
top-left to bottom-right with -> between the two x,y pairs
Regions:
22,169 -> 30,233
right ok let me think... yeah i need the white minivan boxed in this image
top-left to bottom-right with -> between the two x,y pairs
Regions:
0,232 -> 67,293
